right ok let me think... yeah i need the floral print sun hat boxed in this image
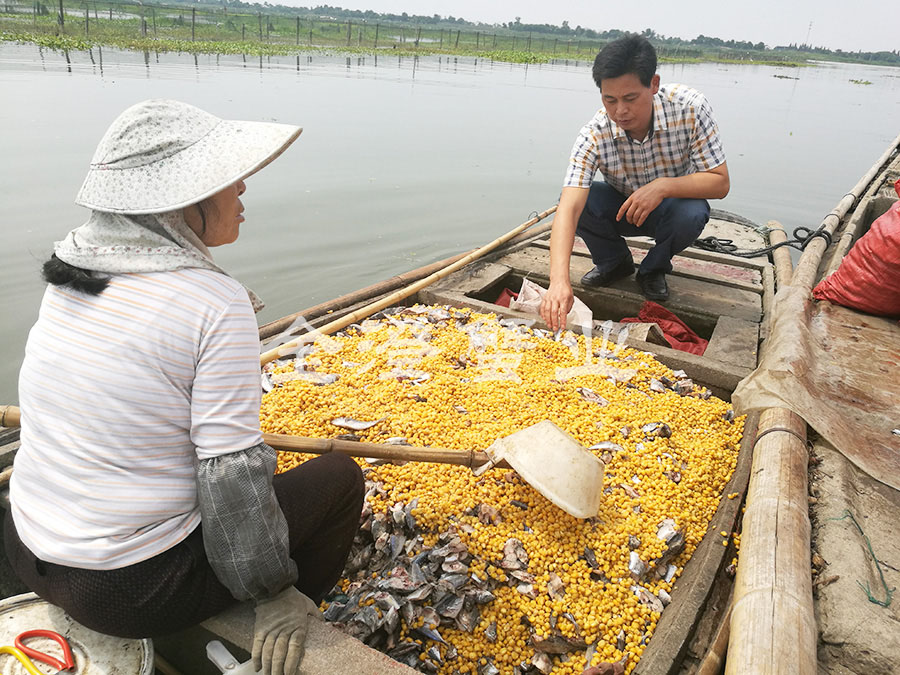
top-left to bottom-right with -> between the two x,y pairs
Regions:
75,99 -> 302,214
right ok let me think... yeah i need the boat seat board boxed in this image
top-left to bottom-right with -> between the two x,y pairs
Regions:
703,316 -> 760,371
202,605 -> 417,675
532,238 -> 764,292
491,246 -> 763,326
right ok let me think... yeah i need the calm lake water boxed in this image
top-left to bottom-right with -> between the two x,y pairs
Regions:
1,43 -> 898,404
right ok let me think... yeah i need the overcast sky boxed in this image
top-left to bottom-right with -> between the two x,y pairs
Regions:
281,0 -> 896,53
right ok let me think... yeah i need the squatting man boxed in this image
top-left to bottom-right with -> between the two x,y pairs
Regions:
540,34 -> 730,332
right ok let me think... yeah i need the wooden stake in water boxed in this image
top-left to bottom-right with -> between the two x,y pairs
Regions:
84,4 -> 88,37
191,7 -> 195,41
345,19 -> 351,46
57,0 -> 63,29
295,16 -> 299,45
374,23 -> 378,48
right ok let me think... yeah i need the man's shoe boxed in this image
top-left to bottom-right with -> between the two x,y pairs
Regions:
581,255 -> 634,287
636,271 -> 669,301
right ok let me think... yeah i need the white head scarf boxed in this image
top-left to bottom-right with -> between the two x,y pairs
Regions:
54,209 -> 265,311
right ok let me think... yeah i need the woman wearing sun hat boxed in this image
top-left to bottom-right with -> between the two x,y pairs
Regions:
4,99 -> 364,675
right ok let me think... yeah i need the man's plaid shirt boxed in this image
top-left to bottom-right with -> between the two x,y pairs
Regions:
563,83 -> 726,195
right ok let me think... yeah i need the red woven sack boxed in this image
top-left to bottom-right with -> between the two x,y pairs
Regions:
813,178 -> 900,317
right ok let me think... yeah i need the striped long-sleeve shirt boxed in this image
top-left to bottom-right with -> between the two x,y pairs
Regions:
563,83 -> 726,195
12,268 -> 266,570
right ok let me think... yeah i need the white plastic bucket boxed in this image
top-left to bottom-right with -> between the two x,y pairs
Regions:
0,592 -> 154,674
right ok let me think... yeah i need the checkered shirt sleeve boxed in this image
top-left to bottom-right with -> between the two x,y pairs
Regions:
687,92 -> 726,172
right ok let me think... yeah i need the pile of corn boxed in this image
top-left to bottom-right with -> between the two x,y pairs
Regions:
260,305 -> 743,674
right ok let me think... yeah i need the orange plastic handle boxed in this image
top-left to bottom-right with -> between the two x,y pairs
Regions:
15,629 -> 76,670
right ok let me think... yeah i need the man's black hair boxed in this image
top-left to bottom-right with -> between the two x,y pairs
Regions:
592,34 -> 657,89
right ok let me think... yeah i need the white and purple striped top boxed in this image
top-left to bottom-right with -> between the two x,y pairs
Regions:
12,268 -> 262,569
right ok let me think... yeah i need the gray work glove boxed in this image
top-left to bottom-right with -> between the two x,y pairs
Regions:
252,586 -> 322,675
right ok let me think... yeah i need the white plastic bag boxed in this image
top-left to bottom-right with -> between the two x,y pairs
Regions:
509,278 -> 593,331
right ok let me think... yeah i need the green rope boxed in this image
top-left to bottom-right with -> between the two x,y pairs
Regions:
829,510 -> 895,608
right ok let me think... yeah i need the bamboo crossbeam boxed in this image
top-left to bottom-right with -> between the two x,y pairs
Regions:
259,207 -> 557,365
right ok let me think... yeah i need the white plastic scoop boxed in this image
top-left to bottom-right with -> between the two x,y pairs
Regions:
474,420 -> 605,519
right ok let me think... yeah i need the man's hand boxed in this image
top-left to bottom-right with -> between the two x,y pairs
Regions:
253,586 -> 322,675
539,281 -> 574,332
616,177 -> 670,227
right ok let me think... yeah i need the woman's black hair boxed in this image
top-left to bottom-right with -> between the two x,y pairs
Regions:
42,254 -> 110,296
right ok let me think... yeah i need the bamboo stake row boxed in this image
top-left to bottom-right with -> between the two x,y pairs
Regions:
259,206 -> 557,365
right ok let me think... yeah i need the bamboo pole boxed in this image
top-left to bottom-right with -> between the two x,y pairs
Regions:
697,602 -> 732,675
726,135 -> 900,675
726,170 -> 810,675
262,432 -> 505,469
1,405 -> 19,428
766,221 -> 792,290
824,153 -> 900,275
258,219 -> 554,340
0,406 -> 505,476
726,408 -> 813,675
259,251 -> 470,339
259,207 -> 557,365
792,131 -> 900,290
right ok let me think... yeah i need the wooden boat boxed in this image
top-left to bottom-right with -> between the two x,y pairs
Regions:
1,136 -> 898,674
253,207 -> 773,675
